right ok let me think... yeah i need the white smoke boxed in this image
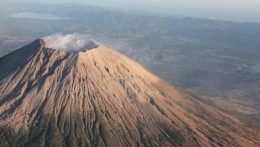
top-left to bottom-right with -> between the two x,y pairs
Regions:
42,33 -> 98,52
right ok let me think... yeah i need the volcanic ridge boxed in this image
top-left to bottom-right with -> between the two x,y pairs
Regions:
0,39 -> 259,147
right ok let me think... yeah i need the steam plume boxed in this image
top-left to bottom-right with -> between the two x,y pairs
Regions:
42,33 -> 98,52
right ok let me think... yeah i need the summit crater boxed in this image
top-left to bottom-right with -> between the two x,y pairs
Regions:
42,33 -> 100,53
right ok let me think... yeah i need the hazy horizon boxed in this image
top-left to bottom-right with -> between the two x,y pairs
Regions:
7,0 -> 260,22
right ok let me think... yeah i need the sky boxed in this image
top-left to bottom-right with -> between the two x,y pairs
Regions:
14,0 -> 260,22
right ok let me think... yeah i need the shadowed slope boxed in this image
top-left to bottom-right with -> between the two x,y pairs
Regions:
0,40 -> 259,147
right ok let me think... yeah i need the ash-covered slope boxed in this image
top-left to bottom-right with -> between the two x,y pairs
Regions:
0,39 -> 259,147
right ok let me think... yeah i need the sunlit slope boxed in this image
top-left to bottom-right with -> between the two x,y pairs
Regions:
0,40 -> 259,147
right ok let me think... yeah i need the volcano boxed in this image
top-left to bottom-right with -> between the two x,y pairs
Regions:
0,39 -> 259,147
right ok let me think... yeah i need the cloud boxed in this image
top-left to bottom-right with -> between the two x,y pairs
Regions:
42,33 -> 99,52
